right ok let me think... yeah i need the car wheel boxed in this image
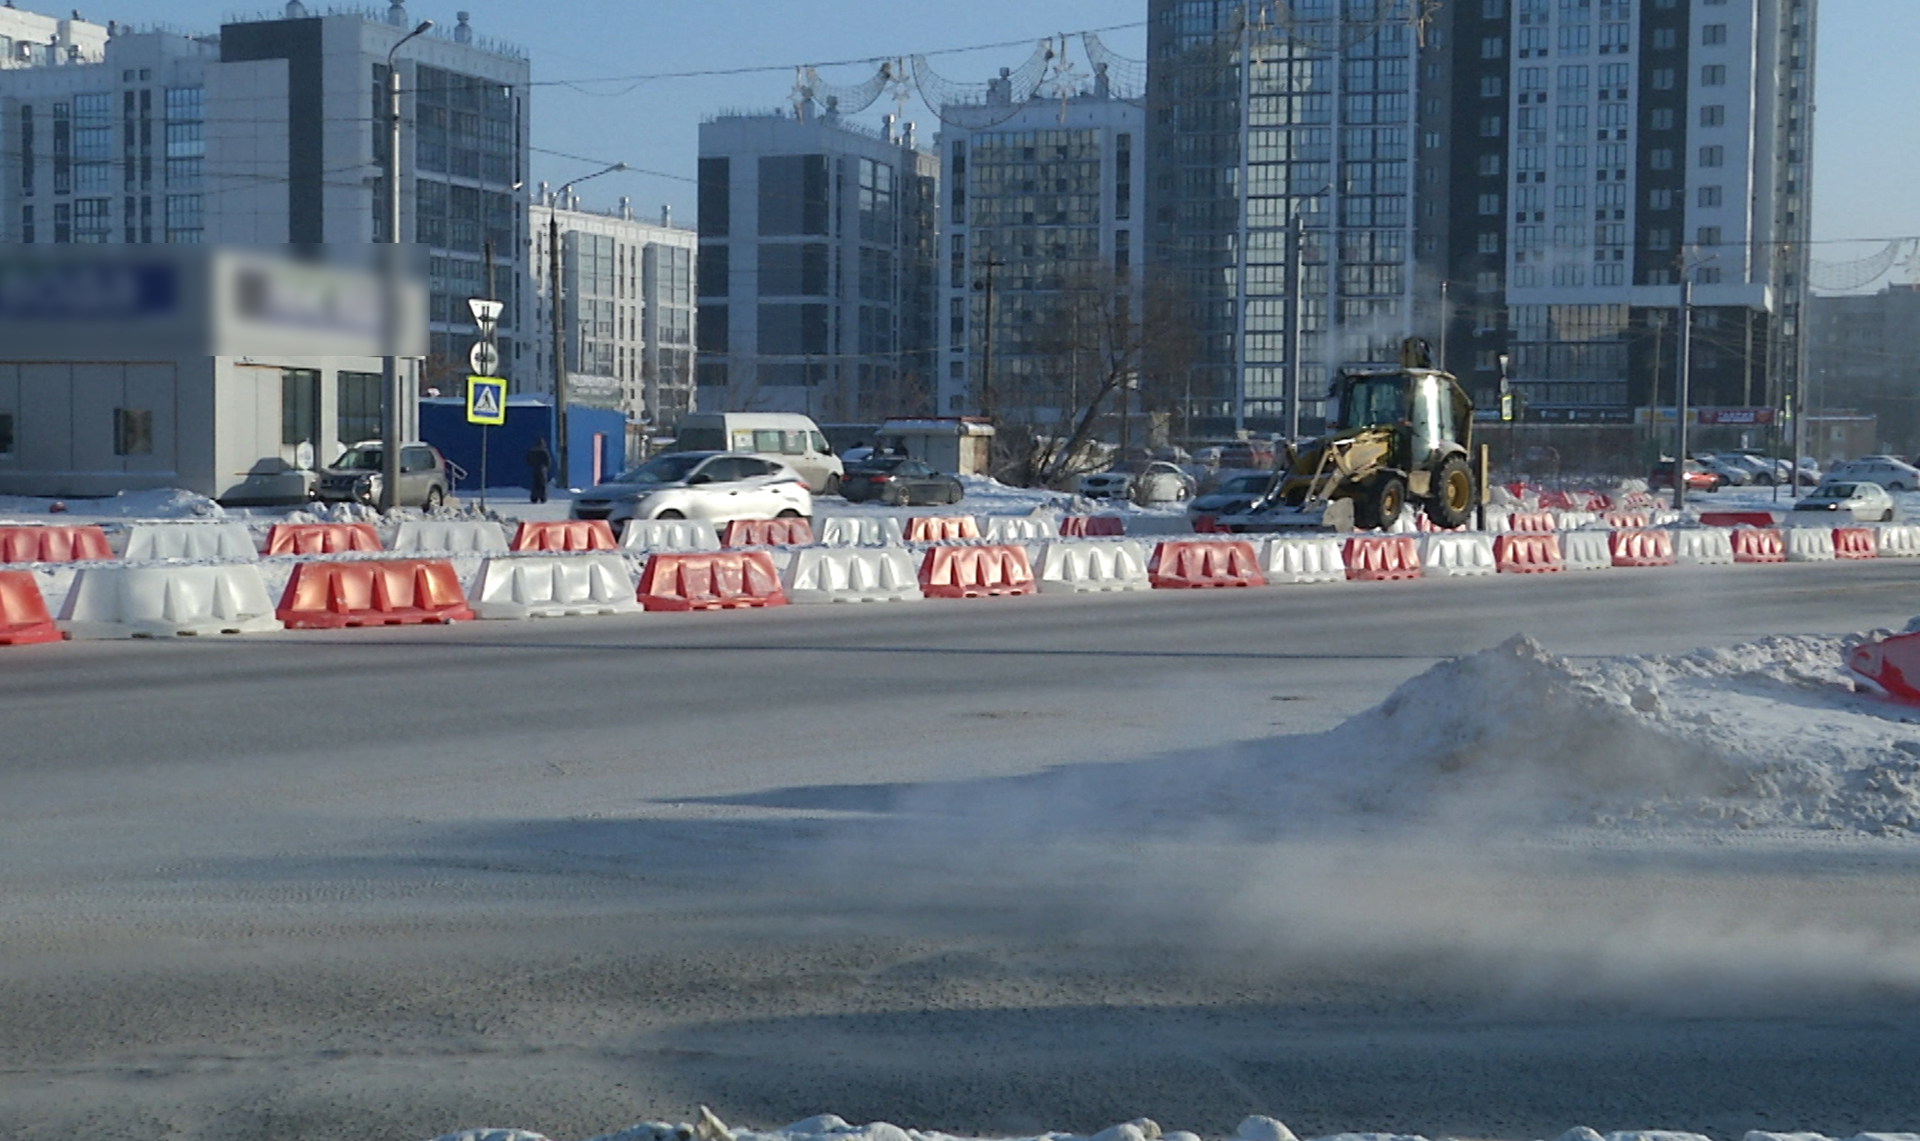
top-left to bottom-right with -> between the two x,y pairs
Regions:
1896,483 -> 1911,492
777,508 -> 801,519
884,483 -> 908,507
424,486 -> 445,510
1885,510 -> 1896,522
824,474 -> 842,497
655,509 -> 684,520
947,484 -> 962,505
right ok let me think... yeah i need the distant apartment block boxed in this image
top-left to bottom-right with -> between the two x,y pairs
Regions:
527,193 -> 697,428
1808,283 -> 1920,452
696,111 -> 938,422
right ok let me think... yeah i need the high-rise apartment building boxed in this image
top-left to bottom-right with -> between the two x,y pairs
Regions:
696,112 -> 938,423
935,84 -> 1146,425
0,1 -> 530,399
527,194 -> 697,428
1145,0 -> 1815,436
1808,283 -> 1920,451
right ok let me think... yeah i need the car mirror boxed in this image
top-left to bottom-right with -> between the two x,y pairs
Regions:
687,473 -> 711,486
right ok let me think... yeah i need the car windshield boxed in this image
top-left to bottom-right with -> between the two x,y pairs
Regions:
610,453 -> 707,485
1815,484 -> 1856,498
332,447 -> 382,471
1335,375 -> 1408,430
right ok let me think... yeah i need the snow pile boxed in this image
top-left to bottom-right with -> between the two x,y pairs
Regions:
1294,633 -> 1920,834
424,1114 -> 1920,1141
0,487 -> 223,520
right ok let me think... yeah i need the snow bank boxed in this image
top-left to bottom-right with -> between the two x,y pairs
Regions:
0,488 -> 223,521
426,1114 -> 1920,1141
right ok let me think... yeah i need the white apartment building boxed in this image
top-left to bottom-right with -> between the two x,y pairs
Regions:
696,111 -> 938,423
526,194 -> 697,429
935,89 -> 1145,423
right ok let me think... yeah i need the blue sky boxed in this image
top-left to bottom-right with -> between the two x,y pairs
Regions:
97,0 -> 1920,277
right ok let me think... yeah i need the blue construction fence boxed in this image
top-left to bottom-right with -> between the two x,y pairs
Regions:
419,397 -> 627,494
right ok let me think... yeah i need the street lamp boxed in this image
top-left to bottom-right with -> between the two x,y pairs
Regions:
548,162 -> 627,490
379,18 -> 432,512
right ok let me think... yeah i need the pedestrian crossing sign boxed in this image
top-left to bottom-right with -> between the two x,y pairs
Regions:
466,376 -> 506,425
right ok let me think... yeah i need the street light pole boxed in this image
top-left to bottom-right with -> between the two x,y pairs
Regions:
380,18 -> 431,513
547,162 -> 626,491
1675,275 -> 1694,510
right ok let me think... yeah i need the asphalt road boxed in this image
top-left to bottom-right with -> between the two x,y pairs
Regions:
3,562 -> 1920,1141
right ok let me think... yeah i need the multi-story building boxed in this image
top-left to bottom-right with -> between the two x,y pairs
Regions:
526,193 -> 697,429
935,81 -> 1146,428
696,111 -> 938,423
1145,0 -> 1815,437
0,0 -> 530,426
1808,282 -> 1920,452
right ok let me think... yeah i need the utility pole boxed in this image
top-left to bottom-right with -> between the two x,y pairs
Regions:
548,162 -> 627,493
1285,211 -> 1304,443
380,18 -> 432,512
1675,275 -> 1694,510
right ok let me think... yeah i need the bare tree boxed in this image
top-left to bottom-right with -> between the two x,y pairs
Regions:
991,268 -> 1194,487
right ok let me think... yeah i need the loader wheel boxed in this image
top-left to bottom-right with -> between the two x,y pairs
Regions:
1356,476 -> 1406,531
1426,456 -> 1475,530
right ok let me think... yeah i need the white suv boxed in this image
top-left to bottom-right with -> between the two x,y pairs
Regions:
570,451 -> 812,529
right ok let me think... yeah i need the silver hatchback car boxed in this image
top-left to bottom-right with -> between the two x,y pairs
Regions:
314,441 -> 450,508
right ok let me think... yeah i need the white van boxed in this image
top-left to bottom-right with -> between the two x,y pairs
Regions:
670,412 -> 845,494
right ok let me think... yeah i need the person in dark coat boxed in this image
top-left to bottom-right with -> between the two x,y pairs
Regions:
526,437 -> 552,503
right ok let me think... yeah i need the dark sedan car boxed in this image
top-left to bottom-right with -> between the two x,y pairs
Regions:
839,456 -> 965,505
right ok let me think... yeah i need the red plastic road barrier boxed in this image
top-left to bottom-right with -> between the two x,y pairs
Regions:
1504,482 -> 1531,500
1058,515 -> 1124,537
918,544 -> 1036,598
1834,527 -> 1878,560
1190,514 -> 1219,534
510,519 -> 616,552
1730,527 -> 1787,564
1344,535 -> 1423,581
263,522 -> 382,557
1537,491 -> 1577,511
1493,532 -> 1565,574
1507,511 -> 1557,533
637,550 -> 787,611
276,560 -> 474,628
1148,540 -> 1265,589
1700,511 -> 1777,529
0,524 -> 111,564
1621,492 -> 1655,509
1608,528 -> 1676,568
905,515 -> 981,542
1584,493 -> 1615,511
1847,631 -> 1920,705
721,517 -> 814,548
1602,511 -> 1651,529
0,570 -> 61,645
1414,514 -> 1465,533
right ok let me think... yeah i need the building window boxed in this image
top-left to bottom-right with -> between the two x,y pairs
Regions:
1650,68 -> 1675,90
1696,225 -> 1723,247
1480,75 -> 1503,97
1649,149 -> 1673,171
0,410 -> 12,455
1648,228 -> 1672,251
1702,23 -> 1728,45
1697,185 -> 1723,207
19,205 -> 32,244
1700,105 -> 1726,127
1698,145 -> 1725,168
18,105 -> 32,196
337,372 -> 382,445
53,202 -> 70,243
1652,27 -> 1677,50
1481,36 -> 1504,59
1701,64 -> 1727,86
281,369 -> 319,449
1650,108 -> 1674,130
1648,187 -> 1674,210
697,157 -> 729,238
164,87 -> 203,187
1479,115 -> 1503,137
113,408 -> 153,456
1477,153 -> 1502,176
1477,231 -> 1501,254
759,155 -> 829,236
73,197 -> 110,243
1695,266 -> 1723,284
1478,192 -> 1502,215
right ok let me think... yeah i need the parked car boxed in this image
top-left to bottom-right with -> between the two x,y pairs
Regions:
1079,460 -> 1196,504
1721,452 -> 1784,485
1188,471 -> 1277,521
1649,459 -> 1722,493
839,456 -> 965,506
1829,457 -> 1920,492
314,441 -> 449,508
570,451 -> 811,529
1696,454 -> 1753,487
1793,480 -> 1895,523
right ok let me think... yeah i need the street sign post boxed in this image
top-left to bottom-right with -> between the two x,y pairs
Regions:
467,296 -> 505,511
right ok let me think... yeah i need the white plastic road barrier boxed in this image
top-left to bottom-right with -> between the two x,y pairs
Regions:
1558,529 -> 1615,571
1785,525 -> 1837,562
619,518 -> 721,552
1648,508 -> 1683,526
813,515 -> 907,548
1418,532 -> 1497,577
57,563 -> 282,638
1385,512 -> 1420,534
1671,526 -> 1735,566
1033,539 -> 1152,594
389,519 -> 510,554
1876,524 -> 1920,558
470,553 -> 640,619
1478,505 -> 1514,532
982,514 -> 1061,542
782,546 -> 922,603
121,520 -> 258,561
1555,510 -> 1600,531
1258,536 -> 1347,584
